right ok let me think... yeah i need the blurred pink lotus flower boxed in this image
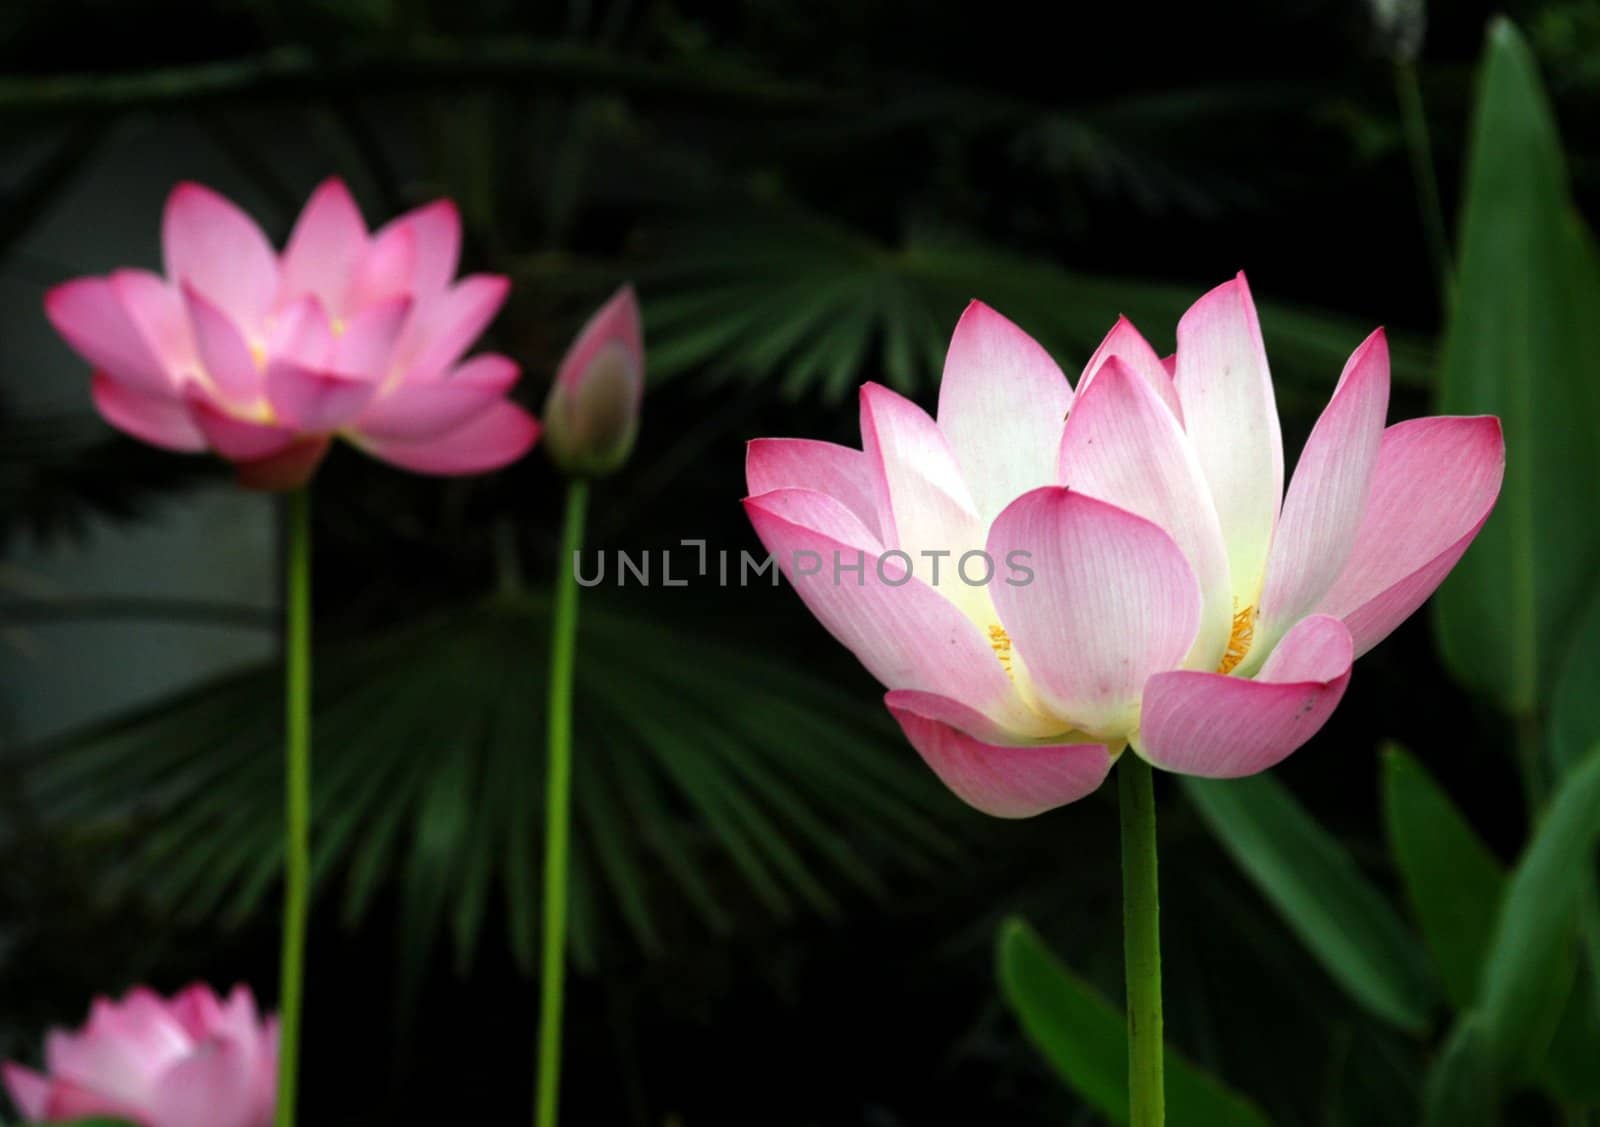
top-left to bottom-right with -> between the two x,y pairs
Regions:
745,275 -> 1504,817
46,179 -> 539,490
542,285 -> 645,476
3,982 -> 276,1127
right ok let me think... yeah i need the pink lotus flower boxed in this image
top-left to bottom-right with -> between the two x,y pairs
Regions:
45,179 -> 540,490
744,275 -> 1504,817
3,983 -> 277,1127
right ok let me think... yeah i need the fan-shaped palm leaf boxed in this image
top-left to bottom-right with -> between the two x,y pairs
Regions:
18,595 -> 968,989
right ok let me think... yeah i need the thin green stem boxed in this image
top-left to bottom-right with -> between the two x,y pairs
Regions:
1119,753 -> 1164,1127
1394,61 -> 1455,310
275,487 -> 313,1127
536,479 -> 589,1127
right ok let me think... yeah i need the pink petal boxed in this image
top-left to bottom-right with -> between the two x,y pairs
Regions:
392,275 -> 510,383
1076,315 -> 1183,420
3,1061 -> 51,1120
278,178 -> 368,312
987,488 -> 1201,738
44,1076 -> 145,1120
332,296 -> 410,379
269,296 -> 336,370
934,301 -> 1072,521
376,198 -> 461,298
93,373 -> 207,452
168,983 -> 225,1041
354,354 -> 520,441
111,269 -> 199,376
47,994 -> 186,1105
555,286 -> 644,395
744,490 -> 1051,738
265,359 -> 376,432
745,437 -> 883,540
886,691 -> 1112,818
1251,329 -> 1391,668
357,400 -> 538,475
860,381 -> 984,569
344,223 -> 416,315
1134,614 -> 1353,777
1059,357 -> 1232,670
1173,273 -> 1284,608
45,277 -> 170,393
183,283 -> 264,403
147,1037 -> 258,1127
1313,416 -> 1505,656
188,398 -> 299,461
162,182 -> 278,331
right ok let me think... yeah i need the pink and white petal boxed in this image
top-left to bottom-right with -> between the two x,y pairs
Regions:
1133,614 -> 1353,777
162,182 -> 278,330
252,1016 -> 279,1123
147,1038 -> 258,1127
745,437 -> 883,539
235,437 -> 330,492
343,223 -> 416,315
1173,273 -> 1284,608
1076,315 -> 1182,420
1313,415 -> 1505,657
269,295 -> 337,370
556,285 -> 644,393
93,374 -> 208,452
354,354 -> 519,441
168,983 -> 225,1041
743,486 -> 882,554
278,178 -> 368,311
987,488 -> 1201,738
1250,329 -> 1391,669
332,296 -> 410,380
935,301 -> 1072,521
376,199 -> 461,298
860,381 -> 984,561
886,693 -> 1112,818
1059,357 -> 1232,670
45,277 -> 170,393
357,401 -> 538,475
111,269 -> 198,377
183,284 -> 264,403
43,1077 -> 146,1121
265,359 -> 376,432
391,275 -> 510,383
188,399 -> 299,462
745,492 -> 1049,736
2,1062 -> 52,1120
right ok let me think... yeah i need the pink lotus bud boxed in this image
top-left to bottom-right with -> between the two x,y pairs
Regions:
541,286 -> 644,477
3,982 -> 277,1126
45,178 -> 540,491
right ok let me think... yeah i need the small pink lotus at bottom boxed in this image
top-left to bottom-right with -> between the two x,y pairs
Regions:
3,983 -> 276,1127
745,275 -> 1505,817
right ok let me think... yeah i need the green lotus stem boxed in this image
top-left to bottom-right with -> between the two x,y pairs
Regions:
1120,753 -> 1164,1126
276,487 -> 313,1127
536,479 -> 589,1127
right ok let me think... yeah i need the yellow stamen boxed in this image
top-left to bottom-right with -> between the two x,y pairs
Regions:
249,341 -> 268,370
331,317 -> 347,337
1217,604 -> 1256,674
988,623 -> 1015,679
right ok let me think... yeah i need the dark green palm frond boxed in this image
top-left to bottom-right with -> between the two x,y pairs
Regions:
642,212 -> 1433,408
18,595 -> 968,987
0,415 -> 221,551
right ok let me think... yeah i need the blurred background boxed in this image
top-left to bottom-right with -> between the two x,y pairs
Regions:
2,0 -> 1598,1123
